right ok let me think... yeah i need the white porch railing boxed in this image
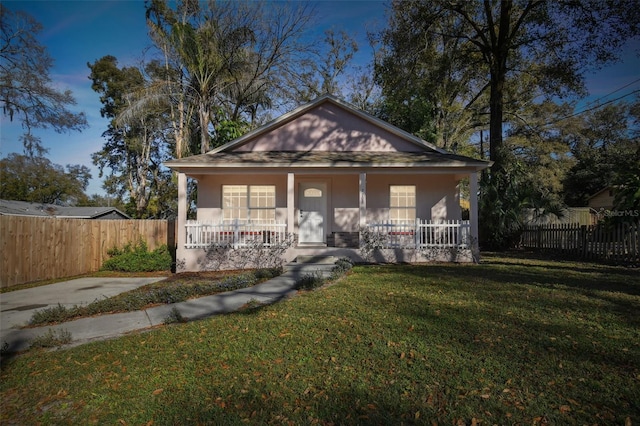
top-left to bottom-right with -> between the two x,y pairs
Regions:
185,219 -> 470,250
367,219 -> 470,249
185,220 -> 287,249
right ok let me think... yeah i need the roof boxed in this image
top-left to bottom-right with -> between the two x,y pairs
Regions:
0,200 -> 131,219
165,150 -> 489,169
587,186 -> 615,200
165,95 -> 492,173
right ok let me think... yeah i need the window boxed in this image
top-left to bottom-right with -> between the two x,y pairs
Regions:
389,185 -> 416,223
222,185 -> 275,222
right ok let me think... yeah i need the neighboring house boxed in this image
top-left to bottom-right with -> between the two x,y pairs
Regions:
587,187 -> 615,211
0,199 -> 130,219
522,207 -> 592,226
165,95 -> 492,271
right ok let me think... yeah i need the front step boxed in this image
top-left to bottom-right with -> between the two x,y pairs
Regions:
284,256 -> 338,276
294,255 -> 338,264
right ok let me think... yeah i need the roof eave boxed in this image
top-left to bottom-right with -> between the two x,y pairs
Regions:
165,161 -> 492,172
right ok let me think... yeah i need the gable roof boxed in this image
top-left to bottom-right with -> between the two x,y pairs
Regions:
210,94 -> 447,155
165,95 -> 492,172
0,199 -> 130,219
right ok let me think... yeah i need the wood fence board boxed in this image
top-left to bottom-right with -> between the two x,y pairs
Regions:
521,221 -> 639,264
0,217 -> 176,288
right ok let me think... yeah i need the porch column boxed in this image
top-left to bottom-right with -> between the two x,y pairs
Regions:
287,172 -> 295,235
177,172 -> 187,268
469,171 -> 480,262
359,172 -> 367,230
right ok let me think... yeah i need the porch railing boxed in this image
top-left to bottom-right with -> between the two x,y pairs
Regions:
367,219 -> 470,249
185,220 -> 287,249
184,219 -> 470,250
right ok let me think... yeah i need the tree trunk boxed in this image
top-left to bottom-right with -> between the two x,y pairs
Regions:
199,104 -> 210,154
487,0 -> 512,174
488,69 -> 505,172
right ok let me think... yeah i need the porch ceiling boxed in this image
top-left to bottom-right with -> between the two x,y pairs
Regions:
165,151 -> 491,173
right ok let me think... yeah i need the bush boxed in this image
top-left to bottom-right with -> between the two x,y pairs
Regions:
102,239 -> 172,272
29,328 -> 72,349
295,272 -> 326,291
331,257 -> 354,279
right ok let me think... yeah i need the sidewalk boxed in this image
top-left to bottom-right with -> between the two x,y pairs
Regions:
1,261 -> 336,354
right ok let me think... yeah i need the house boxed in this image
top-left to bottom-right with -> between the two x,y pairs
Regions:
0,199 -> 130,219
587,187 -> 615,212
165,95 -> 492,271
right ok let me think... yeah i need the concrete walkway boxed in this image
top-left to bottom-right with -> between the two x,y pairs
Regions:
1,260 -> 336,354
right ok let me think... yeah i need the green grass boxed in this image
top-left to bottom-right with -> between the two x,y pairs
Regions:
1,254 -> 639,424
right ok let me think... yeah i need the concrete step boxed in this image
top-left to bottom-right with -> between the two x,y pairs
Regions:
294,255 -> 339,264
283,263 -> 336,275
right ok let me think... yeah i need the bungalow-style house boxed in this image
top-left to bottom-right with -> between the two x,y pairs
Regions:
165,95 -> 492,271
0,199 -> 130,219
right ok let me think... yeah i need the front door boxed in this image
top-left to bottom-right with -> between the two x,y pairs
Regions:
299,182 -> 327,245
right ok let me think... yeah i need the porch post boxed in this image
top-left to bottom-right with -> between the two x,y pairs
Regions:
177,172 -> 187,270
469,171 -> 480,262
359,173 -> 367,244
287,173 -> 295,235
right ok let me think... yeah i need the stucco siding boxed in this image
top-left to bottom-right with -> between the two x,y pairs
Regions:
195,173 -> 460,228
195,174 -> 288,223
366,174 -> 461,223
235,103 -> 423,153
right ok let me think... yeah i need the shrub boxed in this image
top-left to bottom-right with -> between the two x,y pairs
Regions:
163,307 -> 186,324
29,328 -> 72,349
295,272 -> 326,291
102,239 -> 172,272
330,257 -> 354,279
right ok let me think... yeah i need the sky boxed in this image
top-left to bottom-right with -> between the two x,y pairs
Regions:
1,0 -> 639,197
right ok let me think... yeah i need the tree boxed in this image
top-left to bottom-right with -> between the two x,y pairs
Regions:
379,0 -> 640,170
88,56 -> 172,218
505,100 -> 577,196
377,2 -> 488,148
140,0 -> 313,155
0,153 -> 90,205
563,100 -> 640,207
0,4 -> 87,155
293,28 -> 359,102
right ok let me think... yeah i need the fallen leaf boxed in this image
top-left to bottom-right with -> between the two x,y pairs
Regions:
559,405 -> 571,414
480,394 -> 490,399
152,389 -> 163,395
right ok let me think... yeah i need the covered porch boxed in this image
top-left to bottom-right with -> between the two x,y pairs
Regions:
173,169 -> 481,270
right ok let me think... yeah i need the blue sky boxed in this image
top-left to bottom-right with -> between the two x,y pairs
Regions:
1,0 -> 638,196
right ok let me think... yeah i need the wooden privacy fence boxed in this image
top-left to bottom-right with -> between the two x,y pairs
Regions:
520,221 -> 640,264
0,216 -> 176,288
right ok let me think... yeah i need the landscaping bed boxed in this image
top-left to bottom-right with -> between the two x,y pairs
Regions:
27,268 -> 282,326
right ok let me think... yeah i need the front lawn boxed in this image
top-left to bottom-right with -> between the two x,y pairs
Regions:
1,254 -> 639,424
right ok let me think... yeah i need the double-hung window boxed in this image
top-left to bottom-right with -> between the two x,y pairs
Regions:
222,185 -> 275,222
389,185 -> 416,223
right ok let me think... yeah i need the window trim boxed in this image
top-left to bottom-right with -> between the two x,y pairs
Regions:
389,185 -> 416,224
222,185 -> 276,222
